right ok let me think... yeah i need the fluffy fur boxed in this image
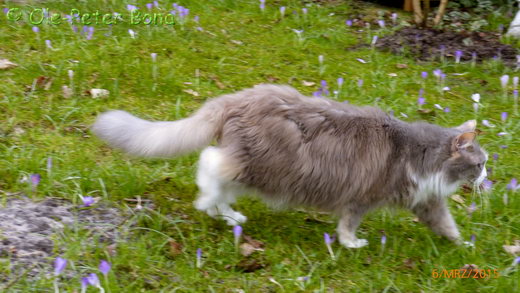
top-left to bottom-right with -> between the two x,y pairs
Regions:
92,84 -> 488,248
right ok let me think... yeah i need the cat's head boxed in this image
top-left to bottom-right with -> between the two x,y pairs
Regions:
444,120 -> 488,186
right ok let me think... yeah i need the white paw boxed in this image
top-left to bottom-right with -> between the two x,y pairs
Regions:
194,198 -> 213,211
463,241 -> 475,248
340,238 -> 368,248
224,212 -> 247,226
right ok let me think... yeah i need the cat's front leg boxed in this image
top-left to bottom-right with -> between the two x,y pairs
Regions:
337,208 -> 368,248
411,197 -> 462,243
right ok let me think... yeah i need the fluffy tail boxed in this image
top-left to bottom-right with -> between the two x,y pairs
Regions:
92,101 -> 226,158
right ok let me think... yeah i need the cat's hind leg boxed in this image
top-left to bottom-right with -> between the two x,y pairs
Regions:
194,147 -> 247,226
337,207 -> 368,248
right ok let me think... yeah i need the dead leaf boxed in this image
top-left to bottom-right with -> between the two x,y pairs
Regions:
396,63 -> 408,69
62,85 -> 73,98
403,258 -> 416,269
460,264 -> 484,279
88,88 -> 109,98
35,76 -> 52,90
240,243 -> 261,257
503,240 -> 520,255
243,235 -> 264,249
450,194 -> 465,204
302,80 -> 316,87
210,76 -> 226,89
0,59 -> 17,70
230,40 -> 243,45
168,240 -> 183,257
183,89 -> 200,96
236,258 -> 264,272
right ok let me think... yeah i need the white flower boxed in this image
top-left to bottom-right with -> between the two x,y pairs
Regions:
471,93 -> 480,103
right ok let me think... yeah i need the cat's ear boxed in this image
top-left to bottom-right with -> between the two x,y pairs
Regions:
454,120 -> 477,132
452,132 -> 477,151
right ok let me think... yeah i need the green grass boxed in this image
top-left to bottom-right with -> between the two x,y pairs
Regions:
0,0 -> 519,291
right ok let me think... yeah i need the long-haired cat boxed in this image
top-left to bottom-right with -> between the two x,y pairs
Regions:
92,84 -> 487,248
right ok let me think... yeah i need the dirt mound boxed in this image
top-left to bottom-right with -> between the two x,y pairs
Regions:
374,27 -> 519,66
0,197 -> 126,279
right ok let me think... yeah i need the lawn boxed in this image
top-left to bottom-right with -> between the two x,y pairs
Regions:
0,0 -> 519,292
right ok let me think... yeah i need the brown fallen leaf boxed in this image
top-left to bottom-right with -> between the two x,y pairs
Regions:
183,89 -> 200,96
243,234 -> 264,249
168,240 -> 183,257
240,243 -> 259,257
0,59 -> 17,70
396,63 -> 408,69
35,76 -> 52,90
235,258 -> 264,273
450,194 -> 465,205
460,264 -> 483,279
62,85 -> 73,98
503,240 -> 520,255
302,80 -> 316,87
87,88 -> 109,98
210,76 -> 226,89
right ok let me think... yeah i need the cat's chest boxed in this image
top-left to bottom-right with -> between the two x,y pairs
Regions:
409,171 -> 461,206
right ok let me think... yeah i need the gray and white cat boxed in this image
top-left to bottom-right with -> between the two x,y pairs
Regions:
92,84 -> 488,248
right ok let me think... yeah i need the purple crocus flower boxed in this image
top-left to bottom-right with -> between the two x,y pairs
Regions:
467,202 -> 477,215
81,277 -> 89,289
30,174 -> 41,187
280,6 -> 286,15
501,112 -> 508,122
507,178 -> 519,191
493,153 -> 498,161
32,26 -> 40,33
371,35 -> 378,45
482,179 -> 493,192
455,50 -> 463,63
99,260 -> 111,275
346,19 -> 353,26
501,75 -> 509,89
194,15 -> 199,22
497,132 -> 508,136
514,89 -> 518,99
302,8 -> 308,14
324,233 -> 333,245
472,52 -> 477,61
381,234 -> 387,245
418,97 -> 425,106
391,13 -> 397,24
54,257 -> 67,275
86,26 -> 94,40
443,107 -> 450,113
153,0 -> 159,8
357,79 -> 363,87
259,0 -> 265,11
433,69 -> 442,78
233,225 -> 242,240
337,77 -> 344,87
128,29 -> 136,38
196,248 -> 202,268
127,4 -> 138,11
72,25 -> 78,33
514,256 -> 520,266
82,196 -> 95,207
313,91 -> 322,97
47,157 -> 52,173
377,20 -> 385,28
151,53 -> 157,62
513,76 -> 519,89
146,3 -> 153,10
421,71 -> 428,79
87,273 -> 100,287
45,40 -> 52,49
3,8 -> 9,14
470,234 -> 476,243
482,120 -> 494,127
